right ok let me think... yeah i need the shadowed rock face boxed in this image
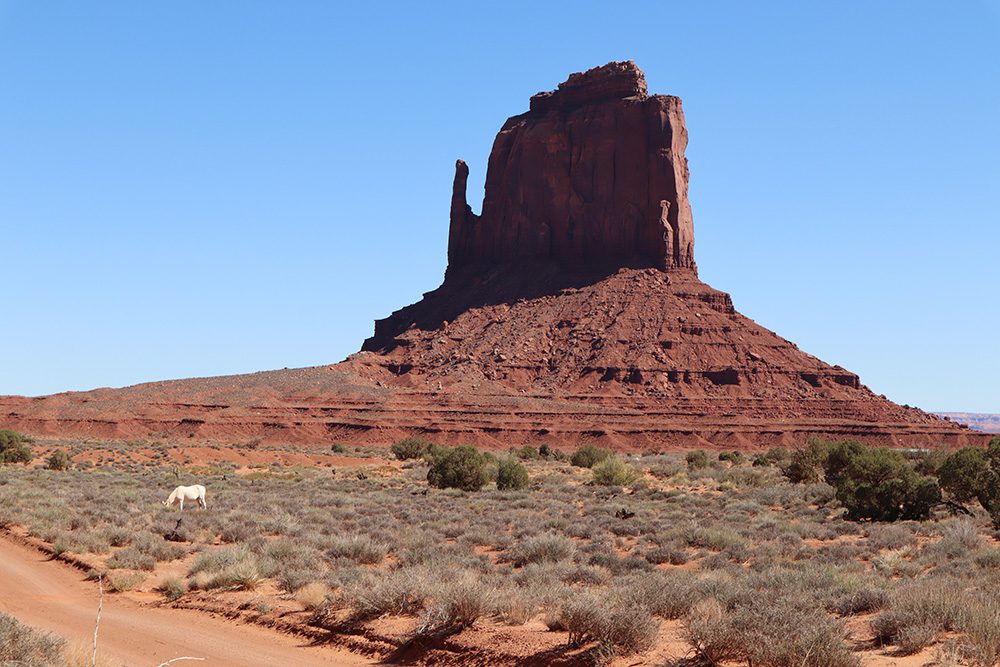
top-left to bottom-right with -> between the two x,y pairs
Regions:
448,61 -> 695,275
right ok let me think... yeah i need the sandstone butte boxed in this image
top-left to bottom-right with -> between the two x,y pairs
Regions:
0,62 -> 985,451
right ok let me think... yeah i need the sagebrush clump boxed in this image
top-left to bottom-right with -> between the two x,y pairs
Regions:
496,457 -> 529,490
391,436 -> 433,460
0,612 -> 65,666
0,429 -> 32,464
426,445 -> 489,491
591,457 -> 640,486
571,444 -> 613,469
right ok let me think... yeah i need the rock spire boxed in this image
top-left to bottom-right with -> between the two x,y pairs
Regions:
447,61 -> 695,275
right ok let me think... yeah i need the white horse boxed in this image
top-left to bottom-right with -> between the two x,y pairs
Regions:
164,484 -> 207,511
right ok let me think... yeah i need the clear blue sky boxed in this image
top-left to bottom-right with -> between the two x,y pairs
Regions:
2,1 -> 997,413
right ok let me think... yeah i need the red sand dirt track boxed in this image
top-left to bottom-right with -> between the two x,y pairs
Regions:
0,532 -> 371,667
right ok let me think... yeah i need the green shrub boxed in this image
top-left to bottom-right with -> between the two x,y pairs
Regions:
496,458 -> 529,490
512,445 -> 541,460
937,444 -> 1000,527
571,444 -> 613,469
591,457 -> 640,486
0,430 -> 32,464
207,561 -> 261,591
782,439 -> 940,521
835,447 -> 940,521
765,447 -> 790,463
426,445 -> 488,491
938,447 -> 988,503
718,451 -> 745,466
538,443 -> 552,458
45,450 -> 72,471
391,436 -> 433,460
330,443 -> 346,453
781,438 -> 835,483
752,447 -> 790,467
686,450 -> 709,470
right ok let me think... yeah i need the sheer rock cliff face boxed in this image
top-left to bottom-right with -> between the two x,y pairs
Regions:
447,62 -> 695,275
0,62 -> 980,450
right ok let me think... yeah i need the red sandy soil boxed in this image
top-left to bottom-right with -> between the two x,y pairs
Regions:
0,531 -> 371,667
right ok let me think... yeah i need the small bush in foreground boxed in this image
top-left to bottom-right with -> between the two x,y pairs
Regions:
591,457 -> 640,486
0,612 -> 65,666
872,581 -> 966,654
335,569 -> 430,623
295,582 -> 329,611
560,593 -> 658,658
158,576 -> 187,601
427,445 -> 488,491
571,444 -> 613,469
496,457 -> 529,490
684,598 -> 741,664
0,429 -> 32,464
684,598 -> 857,667
414,579 -> 497,637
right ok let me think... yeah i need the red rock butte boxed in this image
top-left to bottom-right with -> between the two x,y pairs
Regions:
0,62 -> 984,450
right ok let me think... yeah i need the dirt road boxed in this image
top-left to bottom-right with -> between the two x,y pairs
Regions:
0,533 -> 372,667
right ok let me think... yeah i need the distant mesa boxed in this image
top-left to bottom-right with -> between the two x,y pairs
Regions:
0,62 -> 984,449
936,413 -> 1000,434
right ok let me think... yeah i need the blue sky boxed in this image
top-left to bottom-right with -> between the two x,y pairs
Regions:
1,1 -> 997,412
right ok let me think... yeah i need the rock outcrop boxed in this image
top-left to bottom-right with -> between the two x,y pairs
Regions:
448,62 -> 694,275
0,61 -> 981,451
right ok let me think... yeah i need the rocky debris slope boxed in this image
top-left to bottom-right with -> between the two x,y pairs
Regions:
0,62 -> 980,450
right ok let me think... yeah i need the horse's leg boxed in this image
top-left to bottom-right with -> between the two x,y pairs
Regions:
179,498 -> 184,512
